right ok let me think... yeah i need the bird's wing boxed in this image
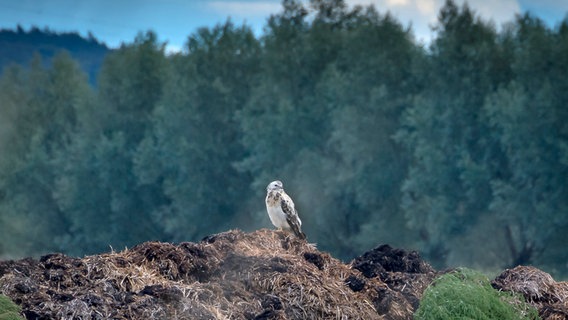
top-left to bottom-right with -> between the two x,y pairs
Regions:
280,195 -> 306,240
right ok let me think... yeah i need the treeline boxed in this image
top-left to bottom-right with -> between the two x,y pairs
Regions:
0,0 -> 567,278
0,26 -> 109,83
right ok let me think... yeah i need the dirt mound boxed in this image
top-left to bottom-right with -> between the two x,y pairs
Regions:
351,244 -> 434,277
350,244 -> 437,318
0,230 -> 436,319
492,266 -> 568,320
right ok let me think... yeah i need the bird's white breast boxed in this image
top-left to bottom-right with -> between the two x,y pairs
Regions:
265,191 -> 290,230
266,204 -> 289,230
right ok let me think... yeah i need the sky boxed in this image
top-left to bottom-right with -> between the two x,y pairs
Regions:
0,0 -> 567,52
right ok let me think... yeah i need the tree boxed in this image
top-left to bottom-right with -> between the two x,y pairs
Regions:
483,14 -> 568,268
396,0 -> 510,267
51,33 -> 168,254
236,0 -> 311,186
0,52 -> 93,255
97,31 -> 167,143
314,8 -> 420,258
135,22 -> 261,241
237,1 -> 420,259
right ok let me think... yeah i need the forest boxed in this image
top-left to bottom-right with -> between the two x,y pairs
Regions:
0,26 -> 109,83
0,0 -> 567,279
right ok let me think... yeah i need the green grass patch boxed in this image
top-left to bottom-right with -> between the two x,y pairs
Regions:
414,268 -> 540,320
0,295 -> 23,320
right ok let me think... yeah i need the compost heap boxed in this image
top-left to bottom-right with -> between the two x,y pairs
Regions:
0,229 -> 566,319
0,229 -> 434,319
492,266 -> 568,320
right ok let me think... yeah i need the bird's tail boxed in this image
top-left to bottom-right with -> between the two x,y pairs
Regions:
288,222 -> 306,240
296,230 -> 307,240
286,214 -> 306,240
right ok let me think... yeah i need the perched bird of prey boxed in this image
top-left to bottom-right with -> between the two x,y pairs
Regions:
265,180 -> 306,240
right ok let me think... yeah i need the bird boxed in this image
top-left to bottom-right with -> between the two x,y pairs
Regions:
265,180 -> 306,240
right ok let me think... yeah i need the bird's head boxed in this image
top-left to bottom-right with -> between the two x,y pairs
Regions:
266,180 -> 284,192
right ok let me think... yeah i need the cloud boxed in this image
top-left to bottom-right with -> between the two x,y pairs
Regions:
344,0 -> 521,43
385,0 -> 409,6
459,0 -> 521,25
207,1 -> 281,18
414,0 -> 436,17
165,43 -> 184,55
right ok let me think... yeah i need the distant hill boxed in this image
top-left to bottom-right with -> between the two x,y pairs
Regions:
0,26 -> 110,84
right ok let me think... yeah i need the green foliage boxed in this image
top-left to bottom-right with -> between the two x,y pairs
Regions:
393,1 -> 568,271
414,268 -> 539,320
98,31 -> 167,143
0,295 -> 23,320
135,21 -> 261,240
484,81 -> 567,266
51,32 -> 169,255
0,52 -> 91,255
396,0 -> 511,266
0,0 -> 567,279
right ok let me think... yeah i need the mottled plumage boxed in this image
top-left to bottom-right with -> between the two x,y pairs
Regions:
265,180 -> 306,240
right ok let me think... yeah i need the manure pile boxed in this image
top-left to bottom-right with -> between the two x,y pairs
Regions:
0,229 -> 436,319
0,229 -> 566,319
492,266 -> 568,320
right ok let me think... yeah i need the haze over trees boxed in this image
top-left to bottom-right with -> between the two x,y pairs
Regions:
0,0 -> 567,278
0,26 -> 109,83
